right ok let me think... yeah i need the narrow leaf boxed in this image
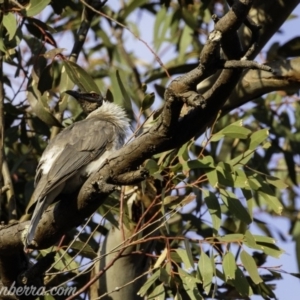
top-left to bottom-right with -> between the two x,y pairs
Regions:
218,234 -> 244,243
220,189 -> 252,224
70,241 -> 97,259
232,267 -> 253,297
248,128 -> 269,150
25,0 -> 51,17
148,283 -> 165,300
176,248 -> 194,270
178,268 -> 203,300
142,93 -> 155,111
240,250 -> 263,284
198,251 -> 213,294
3,13 -> 17,40
116,70 -> 132,112
137,269 -> 160,296
220,125 -> 251,139
222,252 -> 236,281
63,61 -> 100,94
258,191 -> 283,215
204,192 -> 221,234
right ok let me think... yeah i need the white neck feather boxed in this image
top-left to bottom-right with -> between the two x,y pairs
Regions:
87,101 -> 130,131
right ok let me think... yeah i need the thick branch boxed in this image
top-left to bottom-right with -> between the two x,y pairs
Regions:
222,57 -> 300,114
239,0 -> 299,59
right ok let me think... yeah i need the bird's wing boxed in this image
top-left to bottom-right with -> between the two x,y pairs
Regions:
27,118 -> 117,213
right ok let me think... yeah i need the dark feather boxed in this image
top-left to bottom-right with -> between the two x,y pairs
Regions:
27,118 -> 116,213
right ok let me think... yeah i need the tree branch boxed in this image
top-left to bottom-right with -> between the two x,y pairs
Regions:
222,57 -> 300,114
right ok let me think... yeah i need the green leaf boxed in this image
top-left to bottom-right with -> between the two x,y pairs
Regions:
3,13 -> 17,41
250,235 -> 284,258
283,150 -> 297,184
217,234 -> 244,243
222,252 -> 237,281
0,20 -> 22,53
204,192 -> 221,234
116,70 -> 132,112
148,283 -> 165,300
247,175 -> 261,190
38,61 -> 61,94
62,61 -> 100,94
159,266 -> 171,284
212,119 -> 250,141
153,7 -> 170,51
176,248 -> 194,270
178,142 -> 190,162
25,0 -> 51,17
198,251 -> 213,294
220,125 -> 251,139
220,189 -> 252,224
258,191 -> 283,215
248,128 -> 269,150
181,7 -> 198,29
184,238 -> 195,269
122,0 -> 149,19
98,204 -> 119,229
145,159 -> 159,174
265,176 -> 288,189
292,220 -> 300,273
69,241 -> 97,259
240,250 -> 263,284
243,230 -> 257,248
54,249 -> 79,272
258,243 -> 284,258
257,282 -> 276,299
142,93 -> 155,110
178,268 -> 203,300
182,155 -> 215,171
252,235 -> 276,244
216,163 -> 248,188
242,188 -> 254,220
137,269 -> 160,297
43,48 -> 65,60
163,194 -> 195,209
175,292 -> 183,300
58,65 -> 75,112
27,81 -> 62,128
232,267 -> 253,297
229,149 -> 254,167
179,25 -> 193,62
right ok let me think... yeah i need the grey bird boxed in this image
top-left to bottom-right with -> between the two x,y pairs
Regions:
25,91 -> 130,248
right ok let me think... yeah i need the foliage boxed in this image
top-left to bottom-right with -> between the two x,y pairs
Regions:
1,0 -> 300,299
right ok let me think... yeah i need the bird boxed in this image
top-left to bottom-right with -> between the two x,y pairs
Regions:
25,90 -> 130,248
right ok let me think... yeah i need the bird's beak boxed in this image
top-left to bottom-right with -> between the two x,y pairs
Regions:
65,90 -> 102,103
65,90 -> 79,99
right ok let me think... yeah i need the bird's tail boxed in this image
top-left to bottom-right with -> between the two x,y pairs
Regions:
25,197 -> 49,249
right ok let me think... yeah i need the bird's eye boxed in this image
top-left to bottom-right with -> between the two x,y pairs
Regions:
90,92 -> 98,98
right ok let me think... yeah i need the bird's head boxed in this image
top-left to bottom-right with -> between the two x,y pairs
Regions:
65,90 -> 104,114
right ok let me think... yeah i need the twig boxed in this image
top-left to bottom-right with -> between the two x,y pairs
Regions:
2,160 -> 17,221
80,0 -> 170,78
0,185 -> 9,194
